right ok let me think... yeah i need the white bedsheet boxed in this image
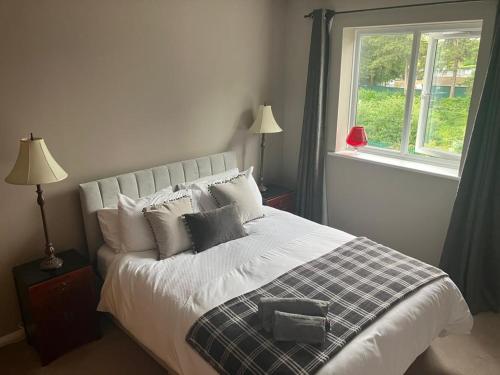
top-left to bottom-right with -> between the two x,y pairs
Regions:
98,207 -> 472,375
96,244 -> 118,278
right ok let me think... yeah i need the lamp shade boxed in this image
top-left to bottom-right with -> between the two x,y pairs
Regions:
5,137 -> 68,185
346,126 -> 368,148
249,105 -> 282,134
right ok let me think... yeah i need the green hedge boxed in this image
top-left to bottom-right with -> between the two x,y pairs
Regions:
356,88 -> 470,154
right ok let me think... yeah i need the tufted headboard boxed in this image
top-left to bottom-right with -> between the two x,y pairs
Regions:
79,151 -> 237,261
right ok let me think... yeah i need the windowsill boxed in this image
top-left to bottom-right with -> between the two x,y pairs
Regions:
330,150 -> 460,181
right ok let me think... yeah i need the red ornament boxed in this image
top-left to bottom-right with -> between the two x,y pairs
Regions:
346,126 -> 368,148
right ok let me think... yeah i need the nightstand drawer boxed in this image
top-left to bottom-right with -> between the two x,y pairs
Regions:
14,252 -> 101,365
28,267 -> 95,325
265,193 -> 295,213
28,267 -> 92,308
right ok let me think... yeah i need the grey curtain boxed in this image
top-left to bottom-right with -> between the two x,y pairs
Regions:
296,9 -> 334,224
440,6 -> 500,314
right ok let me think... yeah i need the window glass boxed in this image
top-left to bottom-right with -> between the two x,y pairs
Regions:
414,32 -> 480,157
354,33 -> 414,151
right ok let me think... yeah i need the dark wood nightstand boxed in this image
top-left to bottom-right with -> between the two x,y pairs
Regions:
13,249 -> 101,365
262,184 -> 295,213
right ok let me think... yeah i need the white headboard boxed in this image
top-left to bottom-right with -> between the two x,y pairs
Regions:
79,151 -> 237,261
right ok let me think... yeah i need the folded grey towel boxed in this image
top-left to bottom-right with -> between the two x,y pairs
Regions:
273,311 -> 330,346
258,297 -> 329,332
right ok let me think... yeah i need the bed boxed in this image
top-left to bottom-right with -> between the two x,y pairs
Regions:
79,151 -> 472,375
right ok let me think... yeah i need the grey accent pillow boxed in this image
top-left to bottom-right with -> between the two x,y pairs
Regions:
208,175 -> 264,223
183,204 -> 247,253
143,196 -> 193,259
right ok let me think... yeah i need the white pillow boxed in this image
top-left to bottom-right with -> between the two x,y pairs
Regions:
97,208 -> 120,253
179,167 -> 262,212
177,169 -> 239,189
178,169 -> 239,212
118,187 -> 174,252
239,166 -> 262,207
209,174 -> 264,223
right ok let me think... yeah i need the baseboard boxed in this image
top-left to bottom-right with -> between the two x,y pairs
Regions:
0,328 -> 25,348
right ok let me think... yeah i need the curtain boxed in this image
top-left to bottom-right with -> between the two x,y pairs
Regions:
296,9 -> 334,224
440,6 -> 500,314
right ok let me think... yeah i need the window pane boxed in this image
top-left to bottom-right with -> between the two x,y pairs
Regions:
410,31 -> 480,157
354,33 -> 414,151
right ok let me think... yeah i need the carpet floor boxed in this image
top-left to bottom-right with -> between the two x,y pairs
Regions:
0,313 -> 498,374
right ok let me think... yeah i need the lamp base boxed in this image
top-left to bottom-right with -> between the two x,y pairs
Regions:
40,254 -> 63,270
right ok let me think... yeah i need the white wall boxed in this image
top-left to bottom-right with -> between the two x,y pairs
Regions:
282,0 -> 497,264
327,157 -> 458,265
0,0 -> 286,338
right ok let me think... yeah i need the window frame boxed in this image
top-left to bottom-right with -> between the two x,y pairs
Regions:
348,21 -> 483,171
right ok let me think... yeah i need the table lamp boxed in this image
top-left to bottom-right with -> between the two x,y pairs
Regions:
5,134 -> 68,270
249,105 -> 282,192
346,126 -> 368,150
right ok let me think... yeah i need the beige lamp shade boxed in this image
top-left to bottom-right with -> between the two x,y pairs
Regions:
5,137 -> 68,185
249,105 -> 282,134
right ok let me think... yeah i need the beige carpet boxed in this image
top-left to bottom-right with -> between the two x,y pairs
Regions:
1,313 -> 499,375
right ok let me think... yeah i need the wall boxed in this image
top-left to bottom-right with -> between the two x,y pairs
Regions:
282,0 -> 497,264
0,0 -> 286,337
327,157 -> 458,265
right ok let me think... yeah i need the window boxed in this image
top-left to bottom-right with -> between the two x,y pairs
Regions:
349,22 -> 482,169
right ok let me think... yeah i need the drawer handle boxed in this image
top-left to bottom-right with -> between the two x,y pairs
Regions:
59,281 -> 69,293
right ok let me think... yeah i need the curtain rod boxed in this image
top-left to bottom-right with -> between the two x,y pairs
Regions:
304,0 -> 487,18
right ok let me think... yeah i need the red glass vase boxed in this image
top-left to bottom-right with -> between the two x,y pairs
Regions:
346,126 -> 368,148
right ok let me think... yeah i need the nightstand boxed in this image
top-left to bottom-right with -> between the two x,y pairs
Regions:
262,184 -> 295,213
13,249 -> 101,365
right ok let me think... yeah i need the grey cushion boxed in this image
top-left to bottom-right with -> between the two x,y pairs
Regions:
273,311 -> 330,346
209,175 -> 264,223
183,204 -> 247,253
258,297 -> 330,333
143,196 -> 194,259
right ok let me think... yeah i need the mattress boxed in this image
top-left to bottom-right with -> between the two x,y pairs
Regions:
98,206 -> 472,375
96,244 -> 118,278
96,244 -> 157,278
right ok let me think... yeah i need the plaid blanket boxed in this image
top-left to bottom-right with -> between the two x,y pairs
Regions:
186,237 -> 447,375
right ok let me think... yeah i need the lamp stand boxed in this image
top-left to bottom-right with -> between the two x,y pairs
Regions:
258,134 -> 268,192
36,184 -> 63,270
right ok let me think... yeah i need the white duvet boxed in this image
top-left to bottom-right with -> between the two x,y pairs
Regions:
98,207 -> 472,375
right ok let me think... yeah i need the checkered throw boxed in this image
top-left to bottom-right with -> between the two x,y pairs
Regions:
186,237 -> 447,375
